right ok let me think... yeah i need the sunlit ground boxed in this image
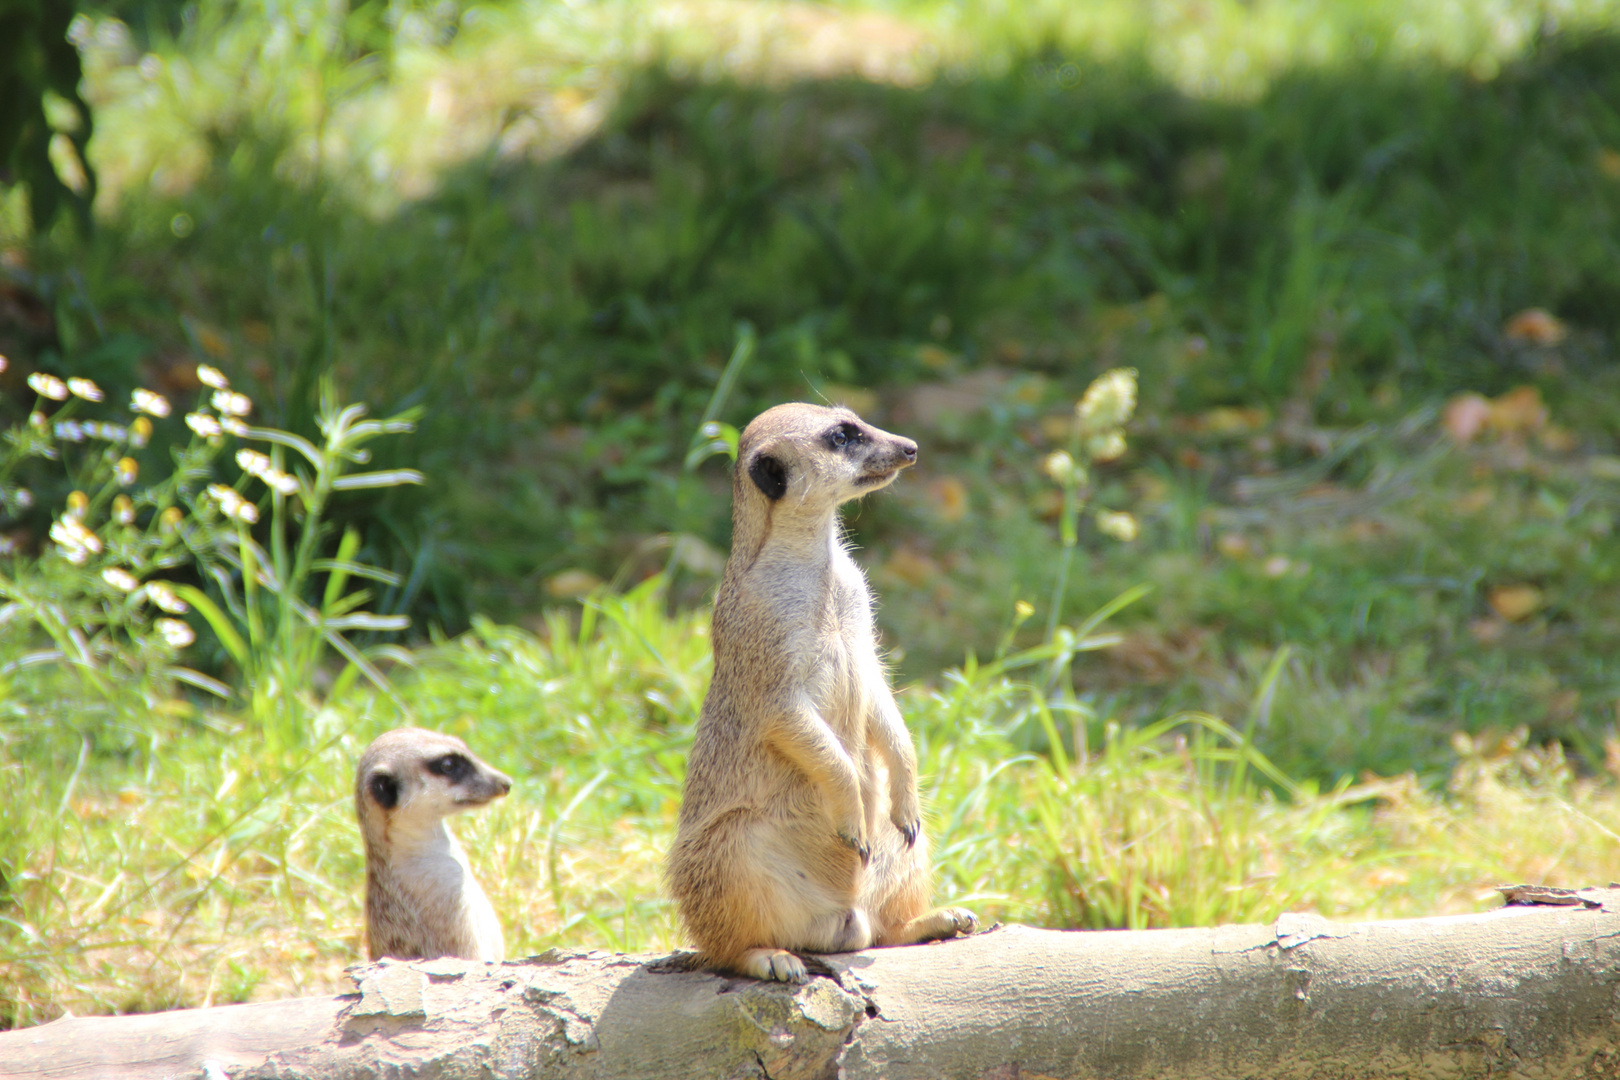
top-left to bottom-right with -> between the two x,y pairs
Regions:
68,0 -> 1620,216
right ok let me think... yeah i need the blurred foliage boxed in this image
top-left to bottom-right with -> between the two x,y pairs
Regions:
0,0 -> 96,230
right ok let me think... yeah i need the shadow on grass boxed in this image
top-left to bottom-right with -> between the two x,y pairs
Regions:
7,28 -> 1620,774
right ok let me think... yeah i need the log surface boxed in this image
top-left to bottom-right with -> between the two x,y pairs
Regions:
3,898 -> 1619,1079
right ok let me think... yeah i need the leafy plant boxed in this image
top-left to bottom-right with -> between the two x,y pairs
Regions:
0,361 -> 428,1025
0,368 -> 226,717
173,376 -> 424,746
0,362 -> 422,750
1037,368 -> 1144,641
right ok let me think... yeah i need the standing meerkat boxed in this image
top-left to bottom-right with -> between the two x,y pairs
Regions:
667,402 -> 976,983
355,727 -> 511,962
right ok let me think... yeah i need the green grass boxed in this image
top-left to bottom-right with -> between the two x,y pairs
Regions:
4,0 -> 1620,1027
4,580 -> 1617,1026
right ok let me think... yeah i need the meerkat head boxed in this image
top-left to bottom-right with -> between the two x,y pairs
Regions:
737,403 -> 918,513
356,728 -> 512,843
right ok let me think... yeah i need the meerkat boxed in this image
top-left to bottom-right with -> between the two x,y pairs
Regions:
667,402 -> 977,983
355,727 -> 511,963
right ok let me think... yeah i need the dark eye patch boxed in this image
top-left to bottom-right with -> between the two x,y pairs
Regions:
368,772 -> 400,809
427,753 -> 470,781
825,423 -> 862,450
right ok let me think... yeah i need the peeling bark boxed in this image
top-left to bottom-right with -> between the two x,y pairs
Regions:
3,898 -> 1620,1079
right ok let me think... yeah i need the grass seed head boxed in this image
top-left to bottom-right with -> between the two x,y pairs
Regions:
1076,368 -> 1137,434
156,618 -> 196,648
1097,510 -> 1139,542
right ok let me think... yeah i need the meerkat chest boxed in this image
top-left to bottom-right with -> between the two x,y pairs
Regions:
383,830 -> 477,913
735,533 -> 879,740
802,559 -> 878,742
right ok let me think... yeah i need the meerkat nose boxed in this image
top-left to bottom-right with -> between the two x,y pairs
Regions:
898,439 -> 918,461
494,773 -> 512,796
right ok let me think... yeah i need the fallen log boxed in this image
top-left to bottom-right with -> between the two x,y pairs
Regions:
3,896 -> 1619,1079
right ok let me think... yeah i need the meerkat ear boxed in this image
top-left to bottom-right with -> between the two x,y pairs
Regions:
368,771 -> 400,810
748,453 -> 789,500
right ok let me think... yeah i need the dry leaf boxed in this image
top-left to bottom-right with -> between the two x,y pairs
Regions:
1442,393 -> 1492,443
194,324 -> 229,359
883,547 -> 940,587
994,339 -> 1028,364
1599,148 -> 1620,180
1488,584 -> 1544,622
925,476 -> 969,522
1343,518 -> 1387,541
1106,627 -> 1212,684
1202,406 -> 1268,435
1539,425 -> 1576,453
1468,617 -> 1508,644
1488,386 -> 1548,433
1503,308 -> 1567,346
1039,413 -> 1074,442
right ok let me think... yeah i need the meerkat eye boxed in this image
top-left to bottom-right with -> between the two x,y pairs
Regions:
826,423 -> 861,450
427,753 -> 469,781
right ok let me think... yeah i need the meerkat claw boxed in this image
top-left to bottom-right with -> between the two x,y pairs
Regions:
898,821 -> 919,848
741,948 -> 808,983
839,830 -> 871,865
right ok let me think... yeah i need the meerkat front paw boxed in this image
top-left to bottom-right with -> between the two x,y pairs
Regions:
740,947 -> 808,983
889,790 -> 921,848
838,827 -> 871,865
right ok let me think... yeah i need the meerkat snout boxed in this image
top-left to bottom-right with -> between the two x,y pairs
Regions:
356,727 -> 510,962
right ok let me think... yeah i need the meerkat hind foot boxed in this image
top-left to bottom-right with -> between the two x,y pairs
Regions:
740,947 -> 808,984
892,906 -> 978,945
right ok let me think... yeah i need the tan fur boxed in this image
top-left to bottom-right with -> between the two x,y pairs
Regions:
667,402 -> 976,983
356,727 -> 511,962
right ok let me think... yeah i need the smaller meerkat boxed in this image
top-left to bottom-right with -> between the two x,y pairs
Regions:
355,727 -> 511,962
